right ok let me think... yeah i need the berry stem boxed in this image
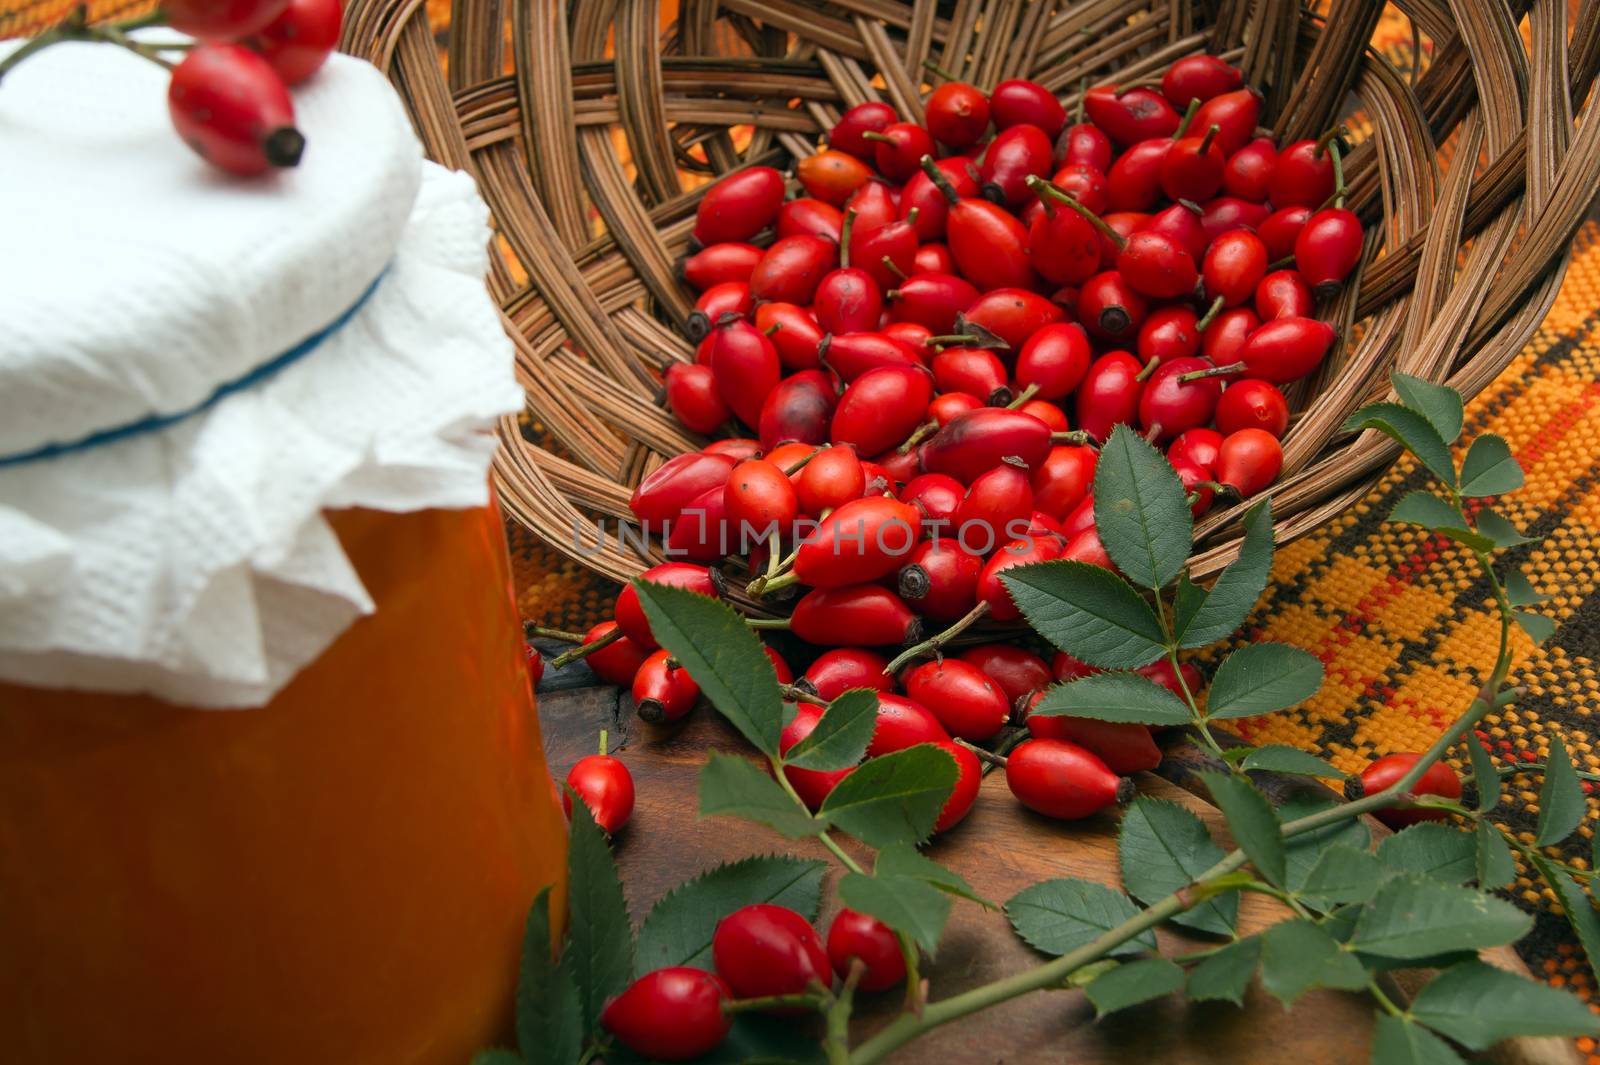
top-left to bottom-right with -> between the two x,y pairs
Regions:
779,683 -> 829,707
782,445 -> 828,476
526,624 -> 586,643
744,616 -> 791,630
861,131 -> 894,144
954,737 -> 1010,768
1178,362 -> 1245,383
1196,123 -> 1220,155
1005,383 -> 1041,409
920,57 -> 960,82
1025,176 -> 1126,249
724,992 -> 827,1014
1049,430 -> 1099,447
1195,294 -> 1226,330
897,418 -> 939,454
1172,97 -> 1201,139
1135,357 -> 1162,383
598,728 -> 609,757
1329,138 -> 1346,209
839,208 -> 856,268
919,155 -> 962,206
881,600 -> 991,674
548,626 -> 622,669
881,255 -> 908,281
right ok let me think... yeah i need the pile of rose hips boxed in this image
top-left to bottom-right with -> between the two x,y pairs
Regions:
553,55 -> 1373,847
4,0 -> 342,176
602,902 -> 904,1061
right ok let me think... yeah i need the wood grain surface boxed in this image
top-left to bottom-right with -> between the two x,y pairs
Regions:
538,681 -> 1579,1065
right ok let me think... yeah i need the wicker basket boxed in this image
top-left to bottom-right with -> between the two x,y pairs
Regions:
342,0 -> 1600,598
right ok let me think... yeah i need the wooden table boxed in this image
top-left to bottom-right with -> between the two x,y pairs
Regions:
537,673 -> 1578,1065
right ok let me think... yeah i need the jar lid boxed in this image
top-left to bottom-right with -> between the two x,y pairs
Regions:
0,40 -> 524,708
0,33 -> 418,457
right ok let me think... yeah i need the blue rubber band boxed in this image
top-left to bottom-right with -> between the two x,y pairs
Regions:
0,268 -> 389,469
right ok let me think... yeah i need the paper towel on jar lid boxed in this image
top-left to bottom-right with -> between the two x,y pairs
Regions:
0,38 -> 524,708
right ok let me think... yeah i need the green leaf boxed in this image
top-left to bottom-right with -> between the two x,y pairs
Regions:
1391,373 -> 1464,444
1377,823 -> 1478,883
1001,561 -> 1168,670
1118,797 -> 1237,936
560,795 -> 634,1035
1370,1014 -> 1467,1065
1344,402 -> 1456,487
1475,508 -> 1537,548
1516,610 -> 1556,644
1536,734 -> 1586,846
1299,845 -> 1383,908
1204,643 -> 1324,720
1531,852 -> 1600,980
1458,435 -> 1523,497
1475,822 -> 1516,889
1172,571 -> 1209,640
1467,734 -> 1501,812
1084,957 -> 1186,1016
1410,960 -> 1600,1048
699,753 -> 824,838
783,688 -> 878,771
1202,771 -> 1286,886
1185,936 -> 1261,1006
875,843 -> 994,907
1239,745 -> 1341,778
1175,498 -> 1275,649
1259,919 -> 1368,1006
1029,671 -> 1194,727
1389,493 -> 1493,551
516,886 -> 583,1065
634,581 -> 784,756
634,855 -> 827,975
1504,568 -> 1543,606
1278,797 -> 1371,894
1092,424 -> 1194,590
820,744 -> 957,848
1348,877 -> 1531,958
838,872 -> 951,956
1006,878 -> 1156,958
698,1016 -> 827,1065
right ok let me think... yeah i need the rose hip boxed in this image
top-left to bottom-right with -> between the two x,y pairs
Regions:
1060,122 -> 1114,171
1200,306 -> 1260,364
616,563 -> 722,650
1258,205 -> 1314,261
1138,356 -> 1223,443
1270,137 -> 1337,208
565,746 -> 635,833
789,585 -> 921,647
959,644 -> 1053,706
831,364 -> 934,455
991,78 -> 1066,138
1032,444 -> 1096,519
1190,86 -> 1262,155
821,331 -> 922,381
1222,136 -> 1279,203
1169,427 -> 1224,472
796,445 -> 866,514
630,452 -> 736,525
681,243 -> 763,294
867,122 -> 937,182
168,44 -> 303,176
1215,428 -> 1283,497
1161,55 -> 1243,109
831,100 -> 899,159
1357,753 -> 1464,829
933,347 -> 1012,405
962,287 -> 1065,350
900,472 -> 965,530
1106,138 -> 1172,212
814,269 -> 883,337
749,235 -> 838,305
250,0 -> 340,84
601,968 -> 732,1062
928,392 -> 983,426
1255,269 -> 1314,320
704,438 -> 762,461
846,181 -> 899,234
867,692 -> 951,756
1082,85 -> 1181,145
800,647 -> 894,701
925,81 -> 992,148
900,156 -> 981,241
934,739 -> 983,831
792,496 -> 922,587
1238,316 -> 1336,383
976,536 -> 1062,621
1215,379 -> 1290,438
1005,738 -> 1133,819
166,0 -> 291,41
1203,229 -> 1269,307
1077,271 -> 1148,340
712,904 -> 830,1003
953,458 -> 1034,551
667,363 -> 732,434
903,659 -> 1011,741
666,484 -> 731,561
1200,196 -> 1271,240
633,650 -> 701,723
1074,351 -> 1144,442
725,458 -> 799,538
1161,124 -> 1226,202
778,198 -> 845,242
1136,306 -> 1201,366
1028,196 -> 1103,284
1117,230 -> 1199,299
827,909 -> 906,992
758,370 -> 837,451
887,271 -> 980,334
709,317 -> 782,428
980,123 -> 1055,207
1294,207 -> 1364,297
798,149 -> 874,205
920,408 -> 1054,483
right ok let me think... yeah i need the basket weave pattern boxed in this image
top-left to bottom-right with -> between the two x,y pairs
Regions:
341,0 -> 1600,593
